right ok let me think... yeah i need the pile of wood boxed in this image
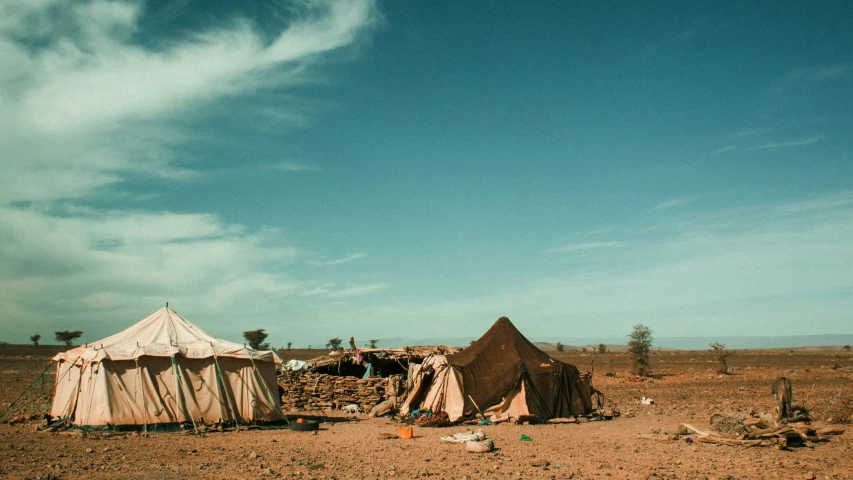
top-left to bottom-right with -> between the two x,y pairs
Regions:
672,421 -> 845,448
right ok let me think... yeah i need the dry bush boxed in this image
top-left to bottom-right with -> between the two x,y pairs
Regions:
821,393 -> 853,424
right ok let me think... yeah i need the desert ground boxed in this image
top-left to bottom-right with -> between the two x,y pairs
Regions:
1,345 -> 851,479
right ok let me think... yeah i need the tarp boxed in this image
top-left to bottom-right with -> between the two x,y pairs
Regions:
50,307 -> 282,427
401,317 -> 593,422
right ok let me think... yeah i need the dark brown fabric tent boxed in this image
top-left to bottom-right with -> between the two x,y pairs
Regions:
401,317 -> 593,422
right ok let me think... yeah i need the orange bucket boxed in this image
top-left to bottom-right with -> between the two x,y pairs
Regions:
398,426 -> 414,439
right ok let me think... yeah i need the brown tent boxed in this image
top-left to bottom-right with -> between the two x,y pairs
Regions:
401,317 -> 593,423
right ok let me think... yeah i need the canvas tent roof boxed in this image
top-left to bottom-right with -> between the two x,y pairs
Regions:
53,306 -> 276,364
401,316 -> 593,422
50,306 -> 283,428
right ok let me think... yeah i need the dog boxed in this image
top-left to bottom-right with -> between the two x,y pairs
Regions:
342,403 -> 362,415
772,377 -> 793,422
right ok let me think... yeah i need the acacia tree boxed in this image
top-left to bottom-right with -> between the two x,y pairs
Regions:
286,341 -> 292,350
598,343 -> 607,354
243,329 -> 269,350
369,339 -> 378,348
555,342 -> 565,352
627,324 -> 653,376
710,342 -> 733,374
55,330 -> 83,347
326,337 -> 343,350
31,334 -> 41,347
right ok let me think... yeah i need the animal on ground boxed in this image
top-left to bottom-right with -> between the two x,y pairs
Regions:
342,403 -> 362,415
772,377 -> 793,422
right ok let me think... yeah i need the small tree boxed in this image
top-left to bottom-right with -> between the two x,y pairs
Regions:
844,345 -> 851,352
709,342 -> 733,374
369,339 -> 378,348
243,329 -> 269,350
30,334 -> 41,347
287,341 -> 292,350
327,337 -> 343,350
55,330 -> 83,347
598,343 -> 607,354
555,342 -> 565,352
627,324 -> 653,376
581,347 -> 587,353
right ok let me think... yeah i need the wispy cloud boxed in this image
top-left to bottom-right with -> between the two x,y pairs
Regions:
734,127 -> 772,138
748,136 -> 825,150
0,0 -> 381,343
327,283 -> 388,297
271,161 -> 323,173
548,241 -> 625,253
309,253 -> 367,266
0,0 -> 376,203
712,145 -> 736,154
769,64 -> 853,94
653,196 -> 700,210
348,191 -> 853,339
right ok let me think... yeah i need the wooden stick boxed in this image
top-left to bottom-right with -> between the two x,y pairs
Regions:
680,423 -> 711,438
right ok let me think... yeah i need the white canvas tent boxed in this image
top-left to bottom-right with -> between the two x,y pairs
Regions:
50,306 -> 283,430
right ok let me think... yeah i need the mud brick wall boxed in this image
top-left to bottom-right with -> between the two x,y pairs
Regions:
278,372 -> 386,413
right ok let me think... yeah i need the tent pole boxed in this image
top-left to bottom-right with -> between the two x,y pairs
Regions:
171,355 -> 198,435
135,358 -> 149,432
212,351 -> 241,431
82,362 -> 101,429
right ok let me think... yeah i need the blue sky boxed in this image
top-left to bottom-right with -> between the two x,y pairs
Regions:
1,0 -> 851,347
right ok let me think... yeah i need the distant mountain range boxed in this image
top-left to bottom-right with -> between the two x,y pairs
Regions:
349,334 -> 853,351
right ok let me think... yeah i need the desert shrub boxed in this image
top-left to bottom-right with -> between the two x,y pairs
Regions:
627,324 -> 653,376
598,343 -> 607,354
822,394 -> 853,424
710,342 -> 733,374
369,339 -> 378,348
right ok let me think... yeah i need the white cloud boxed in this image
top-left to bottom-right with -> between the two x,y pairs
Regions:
712,145 -> 736,154
652,196 -> 700,210
733,127 -> 772,138
748,136 -> 824,150
342,192 -> 853,339
309,253 -> 367,266
0,1 -> 381,343
326,283 -> 388,297
272,161 -> 324,173
769,64 -> 853,94
548,241 -> 625,253
0,0 -> 376,204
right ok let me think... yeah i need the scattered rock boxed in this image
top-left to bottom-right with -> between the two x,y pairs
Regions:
248,451 -> 258,460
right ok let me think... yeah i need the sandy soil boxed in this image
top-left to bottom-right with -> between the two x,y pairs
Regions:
1,346 -> 851,479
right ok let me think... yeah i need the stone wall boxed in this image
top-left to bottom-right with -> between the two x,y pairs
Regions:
278,372 -> 388,413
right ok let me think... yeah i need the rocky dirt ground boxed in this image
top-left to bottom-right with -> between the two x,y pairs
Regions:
1,346 -> 851,479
